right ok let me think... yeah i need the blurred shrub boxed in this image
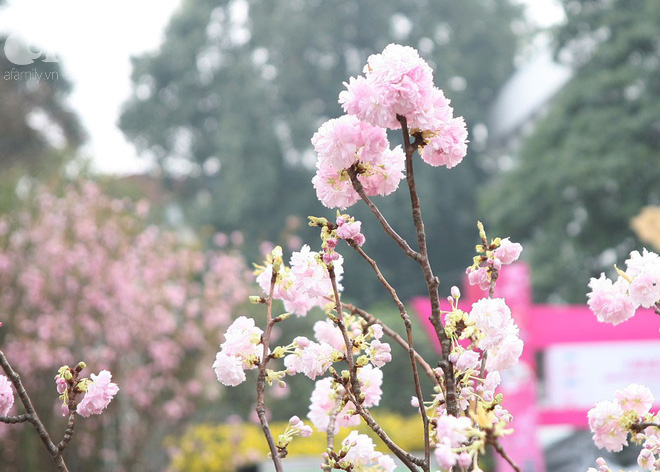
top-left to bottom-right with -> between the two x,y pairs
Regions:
166,410 -> 425,471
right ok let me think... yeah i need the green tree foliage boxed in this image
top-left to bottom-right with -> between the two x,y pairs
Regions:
120,0 -> 523,303
481,0 -> 660,302
0,32 -> 84,214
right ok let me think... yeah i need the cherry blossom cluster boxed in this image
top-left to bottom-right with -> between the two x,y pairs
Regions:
466,222 -> 523,291
311,115 -> 405,209
0,375 -> 13,417
55,365 -> 119,418
322,431 -> 396,471
212,316 -> 263,386
403,288 -> 520,470
587,383 -> 659,470
312,44 -> 468,209
255,244 -> 344,316
443,290 -> 523,374
587,248 -> 660,326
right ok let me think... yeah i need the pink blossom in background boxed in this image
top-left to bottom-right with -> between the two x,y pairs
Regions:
0,375 -> 14,416
0,181 -> 252,466
77,371 -> 119,418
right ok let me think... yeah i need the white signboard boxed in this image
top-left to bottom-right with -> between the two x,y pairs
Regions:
544,340 -> 660,409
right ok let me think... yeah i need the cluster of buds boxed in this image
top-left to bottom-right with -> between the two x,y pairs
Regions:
466,222 -> 523,291
309,212 -> 366,267
55,363 -> 118,417
274,416 -> 313,458
254,244 -> 344,317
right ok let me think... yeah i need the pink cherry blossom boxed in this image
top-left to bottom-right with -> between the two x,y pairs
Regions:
367,340 -> 392,368
588,400 -> 628,452
313,319 -> 345,351
357,365 -> 384,407
358,145 -> 406,198
0,375 -> 14,417
469,298 -> 514,350
628,271 -> 660,308
340,44 -> 435,130
77,371 -> 119,418
587,274 -> 637,325
336,219 -> 365,246
213,351 -> 247,387
485,334 -> 524,372
420,117 -> 468,168
298,342 -> 336,380
342,431 -> 396,472
307,378 -> 359,433
494,238 -> 523,265
454,350 -> 480,372
614,384 -> 654,416
311,115 -> 388,172
466,266 -> 490,291
312,166 -> 361,209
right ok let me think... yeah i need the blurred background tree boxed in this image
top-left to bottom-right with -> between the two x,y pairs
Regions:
481,0 -> 660,302
0,28 -> 84,214
120,0 -> 525,305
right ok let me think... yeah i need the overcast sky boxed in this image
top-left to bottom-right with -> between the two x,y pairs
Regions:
0,0 -> 564,175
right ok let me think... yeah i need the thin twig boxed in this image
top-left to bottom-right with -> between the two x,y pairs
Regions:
344,303 -> 437,384
347,167 -> 421,263
0,350 -> 70,472
396,115 -> 459,420
328,266 -> 423,472
0,414 -> 31,424
491,438 -> 522,472
345,240 -> 432,460
57,406 -> 77,452
349,389 -> 425,471
255,272 -> 284,472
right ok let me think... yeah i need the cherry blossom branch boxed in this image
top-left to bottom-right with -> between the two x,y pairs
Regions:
255,271 -> 284,472
347,167 -> 421,263
328,266 -> 426,472
343,240 -> 432,466
490,437 -> 522,472
56,408 -> 77,452
0,350 -> 70,472
397,115 -> 460,419
347,388 -> 425,471
654,302 -> 660,316
630,421 -> 660,433
321,404 -> 340,471
327,264 -> 359,396
343,303 -> 437,384
0,413 -> 30,423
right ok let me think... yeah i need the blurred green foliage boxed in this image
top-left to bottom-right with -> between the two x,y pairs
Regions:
481,0 -> 660,302
120,0 -> 525,305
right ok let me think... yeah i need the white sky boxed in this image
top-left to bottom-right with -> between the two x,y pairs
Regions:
0,0 -> 564,176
